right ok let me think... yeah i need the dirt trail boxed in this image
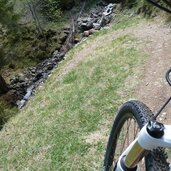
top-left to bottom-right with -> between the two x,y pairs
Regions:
57,19 -> 171,122
54,19 -> 171,168
132,22 -> 171,123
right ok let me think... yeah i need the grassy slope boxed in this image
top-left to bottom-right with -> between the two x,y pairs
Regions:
0,15 -> 148,170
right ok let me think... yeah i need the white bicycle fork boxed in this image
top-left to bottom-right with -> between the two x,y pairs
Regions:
115,121 -> 171,171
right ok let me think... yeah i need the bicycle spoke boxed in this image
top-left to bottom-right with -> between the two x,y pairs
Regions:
123,118 -> 132,152
114,117 -> 145,170
104,101 -> 168,171
134,119 -> 139,139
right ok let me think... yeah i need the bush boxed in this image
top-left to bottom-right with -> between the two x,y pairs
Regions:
39,0 -> 62,21
59,0 -> 75,10
39,0 -> 76,21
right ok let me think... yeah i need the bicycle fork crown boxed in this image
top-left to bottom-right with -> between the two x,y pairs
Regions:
115,120 -> 169,171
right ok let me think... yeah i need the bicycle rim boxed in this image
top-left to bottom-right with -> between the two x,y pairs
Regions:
113,115 -> 145,170
104,100 -> 170,171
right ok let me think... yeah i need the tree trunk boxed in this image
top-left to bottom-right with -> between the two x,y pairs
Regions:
0,74 -> 8,94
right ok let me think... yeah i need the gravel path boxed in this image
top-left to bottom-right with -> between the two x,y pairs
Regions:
133,21 -> 171,123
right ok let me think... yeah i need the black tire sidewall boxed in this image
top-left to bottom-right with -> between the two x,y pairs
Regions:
104,100 -> 165,171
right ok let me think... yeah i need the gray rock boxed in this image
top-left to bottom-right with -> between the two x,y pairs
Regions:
46,62 -> 54,70
74,38 -> 80,44
79,22 -> 88,31
98,15 -> 110,27
53,50 -> 59,58
90,13 -> 98,18
82,17 -> 88,23
93,23 -> 101,30
86,20 -> 94,30
35,71 -> 43,79
23,85 -> 34,100
17,99 -> 26,109
83,31 -> 90,37
89,28 -> 98,34
9,1 -> 116,110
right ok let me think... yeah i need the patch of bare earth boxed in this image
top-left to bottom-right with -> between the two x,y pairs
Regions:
133,22 -> 171,123
56,19 -> 171,156
81,22 -> 171,142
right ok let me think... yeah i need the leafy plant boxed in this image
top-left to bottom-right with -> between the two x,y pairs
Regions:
39,0 -> 62,21
0,0 -> 19,30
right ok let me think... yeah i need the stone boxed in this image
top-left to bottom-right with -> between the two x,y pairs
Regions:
90,13 -> 98,18
93,23 -> 101,30
98,16 -> 110,27
83,31 -> 90,37
82,17 -> 88,23
78,18 -> 95,32
89,28 -> 98,34
58,52 -> 65,59
53,50 -> 59,57
17,99 -> 26,109
103,3 -> 114,16
80,22 -> 89,31
86,20 -> 94,30
46,63 -> 54,70
43,73 -> 49,79
23,85 -> 34,100
7,1 -> 116,110
18,73 -> 25,83
35,72 -> 43,80
74,38 -> 80,44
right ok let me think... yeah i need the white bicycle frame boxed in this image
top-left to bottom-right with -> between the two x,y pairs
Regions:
115,123 -> 171,171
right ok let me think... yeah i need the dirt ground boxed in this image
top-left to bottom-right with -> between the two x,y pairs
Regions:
58,19 -> 171,124
132,20 -> 171,123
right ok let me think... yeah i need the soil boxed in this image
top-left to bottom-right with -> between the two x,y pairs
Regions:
133,20 -> 171,124
65,18 -> 171,145
57,20 -> 171,125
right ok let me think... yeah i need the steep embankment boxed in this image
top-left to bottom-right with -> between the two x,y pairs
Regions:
0,14 -> 171,170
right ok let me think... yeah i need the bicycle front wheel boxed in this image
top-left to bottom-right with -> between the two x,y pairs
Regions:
104,100 -> 169,171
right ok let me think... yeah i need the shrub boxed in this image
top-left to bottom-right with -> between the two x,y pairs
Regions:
39,0 -> 62,21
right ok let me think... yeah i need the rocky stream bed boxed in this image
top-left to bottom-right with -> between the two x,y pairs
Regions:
7,1 -> 120,109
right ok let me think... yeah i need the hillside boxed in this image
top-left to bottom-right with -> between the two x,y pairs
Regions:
1,4 -> 171,171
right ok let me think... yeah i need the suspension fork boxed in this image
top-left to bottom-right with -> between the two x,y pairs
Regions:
115,120 -> 167,171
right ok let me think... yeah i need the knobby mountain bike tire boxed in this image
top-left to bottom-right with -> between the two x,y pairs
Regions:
104,100 -> 170,171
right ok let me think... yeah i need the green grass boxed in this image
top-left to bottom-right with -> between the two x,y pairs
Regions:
0,15 -> 148,170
